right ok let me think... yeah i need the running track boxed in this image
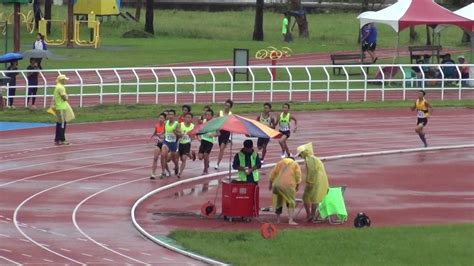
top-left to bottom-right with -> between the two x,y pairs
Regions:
1,108 -> 473,264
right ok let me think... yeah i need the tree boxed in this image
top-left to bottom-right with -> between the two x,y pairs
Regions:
144,0 -> 154,34
33,0 -> 42,30
135,0 -> 142,21
409,26 -> 418,43
252,0 -> 264,41
44,0 -> 52,34
288,0 -> 309,38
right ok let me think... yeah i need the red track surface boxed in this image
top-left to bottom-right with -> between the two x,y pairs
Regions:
1,108 -> 473,265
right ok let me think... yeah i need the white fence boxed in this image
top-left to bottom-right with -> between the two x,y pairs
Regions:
1,64 -> 473,108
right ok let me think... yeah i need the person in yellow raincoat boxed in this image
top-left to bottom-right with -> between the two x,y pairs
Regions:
296,143 -> 329,222
50,74 -> 74,145
268,157 -> 302,225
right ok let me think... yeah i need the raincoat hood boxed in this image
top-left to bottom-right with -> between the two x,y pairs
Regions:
296,142 -> 314,158
56,74 -> 69,84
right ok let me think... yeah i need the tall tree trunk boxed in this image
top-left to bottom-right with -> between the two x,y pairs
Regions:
67,0 -> 74,48
33,0 -> 42,30
426,26 -> 431,45
252,0 -> 264,41
144,0 -> 154,34
135,0 -> 142,21
13,3 -> 20,52
44,0 -> 52,34
461,31 -> 470,43
289,0 -> 309,38
409,26 -> 418,43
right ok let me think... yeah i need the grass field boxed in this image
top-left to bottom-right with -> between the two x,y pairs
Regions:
1,99 -> 473,123
170,224 -> 474,266
0,5 -> 470,69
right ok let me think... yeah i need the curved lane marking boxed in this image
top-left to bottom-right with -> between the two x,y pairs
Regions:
13,164 -> 149,265
131,144 -> 474,265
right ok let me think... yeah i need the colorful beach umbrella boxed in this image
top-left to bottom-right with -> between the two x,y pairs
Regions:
195,114 -> 281,139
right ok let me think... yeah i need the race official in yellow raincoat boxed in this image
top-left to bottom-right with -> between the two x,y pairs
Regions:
50,74 -> 74,145
268,157 -> 302,225
296,143 -> 329,222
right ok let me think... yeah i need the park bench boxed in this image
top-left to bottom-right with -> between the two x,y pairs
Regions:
330,53 -> 371,75
408,45 -> 442,64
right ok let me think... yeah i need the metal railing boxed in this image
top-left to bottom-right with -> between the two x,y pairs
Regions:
1,64 -> 473,108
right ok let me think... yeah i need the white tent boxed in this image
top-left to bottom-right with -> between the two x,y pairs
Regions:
434,3 -> 474,63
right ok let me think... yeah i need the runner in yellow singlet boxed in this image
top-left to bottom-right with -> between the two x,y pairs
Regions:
215,99 -> 233,170
256,102 -> 276,163
198,109 -> 218,175
177,113 -> 196,178
411,90 -> 433,147
161,109 -> 180,178
275,103 -> 297,158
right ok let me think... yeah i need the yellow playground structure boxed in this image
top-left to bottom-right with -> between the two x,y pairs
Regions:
39,12 -> 100,48
74,0 -> 121,16
0,9 -> 35,35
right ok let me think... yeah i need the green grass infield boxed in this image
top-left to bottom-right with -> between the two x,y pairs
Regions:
169,224 -> 474,266
1,99 -> 473,124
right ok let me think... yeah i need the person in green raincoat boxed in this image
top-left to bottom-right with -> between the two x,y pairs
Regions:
268,157 -> 302,225
296,143 -> 329,222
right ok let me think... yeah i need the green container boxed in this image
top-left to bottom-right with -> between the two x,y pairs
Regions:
0,0 -> 32,4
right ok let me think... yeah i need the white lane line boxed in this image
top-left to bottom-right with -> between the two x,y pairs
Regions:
0,256 -> 21,265
21,253 -> 32,258
5,218 -> 11,221
50,231 -> 67,237
0,249 -> 12,253
13,163 -> 149,266
131,143 -> 474,266
77,238 -> 88,242
60,248 -> 71,252
0,234 -> 11,238
118,248 -> 130,251
0,215 -> 3,217
0,150 -> 149,187
140,252 -> 151,256
0,145 -> 148,173
162,257 -> 174,261
0,220 -> 9,224
102,258 -> 114,262
72,175 -> 150,265
19,239 -> 29,243
1,141 -> 147,163
43,259 -> 54,263
81,253 -> 93,257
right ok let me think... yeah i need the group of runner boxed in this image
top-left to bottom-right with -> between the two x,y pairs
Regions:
150,100 -> 298,179
150,90 -> 432,179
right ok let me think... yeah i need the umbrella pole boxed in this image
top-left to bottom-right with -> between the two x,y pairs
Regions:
228,133 -> 233,181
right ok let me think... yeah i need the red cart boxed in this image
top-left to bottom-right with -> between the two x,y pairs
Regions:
222,180 -> 259,222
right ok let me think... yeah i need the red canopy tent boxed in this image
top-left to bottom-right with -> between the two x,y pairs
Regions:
358,0 -> 474,61
358,0 -> 473,33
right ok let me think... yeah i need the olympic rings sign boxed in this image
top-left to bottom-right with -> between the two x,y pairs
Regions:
255,46 -> 292,60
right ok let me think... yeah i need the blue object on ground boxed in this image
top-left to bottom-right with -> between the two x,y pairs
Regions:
0,122 -> 53,131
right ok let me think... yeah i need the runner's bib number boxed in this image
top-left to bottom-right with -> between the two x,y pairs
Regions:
417,111 -> 426,118
165,133 -> 177,142
181,134 -> 190,143
280,123 -> 290,131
